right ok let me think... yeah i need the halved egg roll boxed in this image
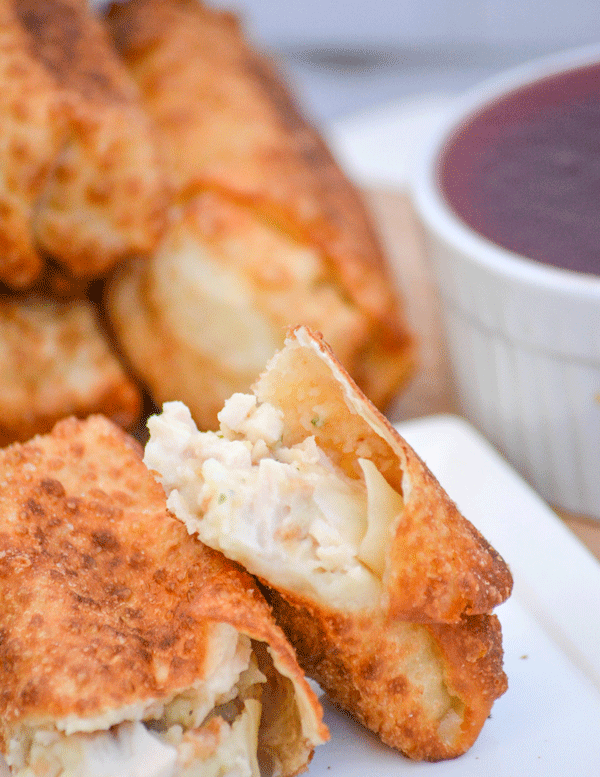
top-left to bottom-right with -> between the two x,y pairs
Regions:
144,326 -> 513,761
0,414 -> 327,777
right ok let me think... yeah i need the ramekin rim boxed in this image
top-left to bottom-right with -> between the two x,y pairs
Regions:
411,42 -> 600,300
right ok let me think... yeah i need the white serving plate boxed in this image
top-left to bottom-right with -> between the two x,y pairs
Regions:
307,414 -> 600,776
2,416 -> 598,775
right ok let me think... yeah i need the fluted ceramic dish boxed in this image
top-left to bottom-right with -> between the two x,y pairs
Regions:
412,45 -> 600,519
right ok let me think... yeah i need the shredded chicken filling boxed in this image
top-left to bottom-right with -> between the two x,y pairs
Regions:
145,398 -> 405,610
5,634 -> 266,777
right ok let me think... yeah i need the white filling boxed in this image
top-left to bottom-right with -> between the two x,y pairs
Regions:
22,722 -> 178,777
151,235 -> 279,374
5,633 -> 264,777
145,399 -> 404,610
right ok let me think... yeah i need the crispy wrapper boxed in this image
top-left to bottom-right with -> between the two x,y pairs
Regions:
145,326 -> 513,761
105,0 -> 415,419
107,193 -> 381,430
268,593 -> 507,761
252,327 -> 512,624
0,415 -> 327,777
0,0 -> 167,287
0,295 -> 141,445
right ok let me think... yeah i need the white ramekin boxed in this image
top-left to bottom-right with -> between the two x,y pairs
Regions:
412,45 -> 600,520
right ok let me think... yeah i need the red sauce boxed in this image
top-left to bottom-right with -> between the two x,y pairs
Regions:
439,61 -> 600,275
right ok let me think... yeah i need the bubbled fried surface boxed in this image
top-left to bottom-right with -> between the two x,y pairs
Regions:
0,296 -> 141,445
105,0 -> 415,412
0,0 -> 65,287
267,587 -> 507,762
0,0 -> 167,287
15,0 -> 133,103
0,415 -> 311,732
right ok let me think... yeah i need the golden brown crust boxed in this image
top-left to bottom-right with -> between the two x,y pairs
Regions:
106,192 -> 381,430
248,327 -> 511,758
143,326 -> 511,760
255,326 -> 513,624
0,415 -> 205,724
0,0 -> 167,287
266,586 -> 506,761
0,295 -> 142,445
105,0 -> 415,410
15,0 -> 134,103
385,461 -> 513,623
428,614 -> 508,742
0,0 -> 66,287
0,414 -> 326,764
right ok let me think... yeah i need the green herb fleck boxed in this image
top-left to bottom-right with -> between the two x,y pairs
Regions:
217,493 -> 227,504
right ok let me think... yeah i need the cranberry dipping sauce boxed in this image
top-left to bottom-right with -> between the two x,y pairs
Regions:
412,45 -> 600,519
439,60 -> 600,276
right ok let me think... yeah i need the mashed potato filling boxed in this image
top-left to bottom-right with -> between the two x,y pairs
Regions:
5,631 -> 266,777
145,399 -> 405,610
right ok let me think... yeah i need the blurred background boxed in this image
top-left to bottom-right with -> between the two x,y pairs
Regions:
208,0 -> 600,124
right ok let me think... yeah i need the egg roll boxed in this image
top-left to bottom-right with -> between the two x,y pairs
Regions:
0,294 -> 141,445
144,326 -> 512,761
105,0 -> 415,425
0,414 -> 328,777
0,0 -> 167,288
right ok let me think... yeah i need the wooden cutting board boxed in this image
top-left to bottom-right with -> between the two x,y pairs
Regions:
364,186 -> 600,561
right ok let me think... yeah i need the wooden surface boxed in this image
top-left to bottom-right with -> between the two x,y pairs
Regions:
364,186 -> 600,562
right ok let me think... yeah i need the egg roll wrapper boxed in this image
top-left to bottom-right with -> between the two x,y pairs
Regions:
106,0 -> 415,412
0,415 -> 327,777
